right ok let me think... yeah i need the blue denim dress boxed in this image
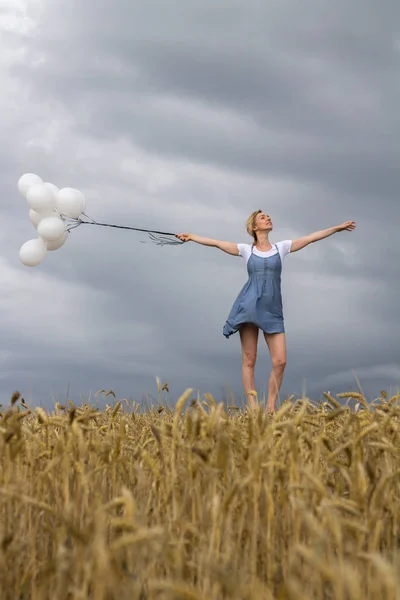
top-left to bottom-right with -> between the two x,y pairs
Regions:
223,244 -> 285,338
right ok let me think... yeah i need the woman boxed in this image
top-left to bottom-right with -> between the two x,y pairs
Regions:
176,210 -> 356,412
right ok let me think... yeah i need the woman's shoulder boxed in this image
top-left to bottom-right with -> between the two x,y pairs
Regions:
275,239 -> 292,249
275,240 -> 293,258
237,243 -> 253,258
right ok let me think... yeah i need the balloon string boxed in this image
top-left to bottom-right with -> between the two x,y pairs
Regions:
64,215 -> 184,246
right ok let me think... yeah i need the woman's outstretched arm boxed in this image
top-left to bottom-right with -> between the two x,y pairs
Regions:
175,233 -> 239,256
290,221 -> 356,253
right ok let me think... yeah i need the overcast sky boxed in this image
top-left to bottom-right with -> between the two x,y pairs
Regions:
1,0 -> 399,408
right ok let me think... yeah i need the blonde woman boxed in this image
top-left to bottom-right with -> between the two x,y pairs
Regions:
176,211 -> 356,412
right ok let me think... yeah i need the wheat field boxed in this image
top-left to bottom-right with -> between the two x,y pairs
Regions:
1,386 -> 400,600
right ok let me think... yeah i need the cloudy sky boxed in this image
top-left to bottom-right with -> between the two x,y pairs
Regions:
1,0 -> 399,408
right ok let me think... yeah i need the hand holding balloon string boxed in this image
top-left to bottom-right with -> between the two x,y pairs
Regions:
17,173 -> 183,268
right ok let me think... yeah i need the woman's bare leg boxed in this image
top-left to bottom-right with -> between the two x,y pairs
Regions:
263,332 -> 287,412
239,324 -> 259,411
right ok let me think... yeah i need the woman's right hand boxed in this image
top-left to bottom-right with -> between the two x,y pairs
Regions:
175,233 -> 192,242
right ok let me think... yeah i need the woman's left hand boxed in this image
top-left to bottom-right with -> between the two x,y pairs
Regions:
337,221 -> 356,232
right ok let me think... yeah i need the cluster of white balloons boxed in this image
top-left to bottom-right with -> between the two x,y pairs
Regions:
18,173 -> 86,267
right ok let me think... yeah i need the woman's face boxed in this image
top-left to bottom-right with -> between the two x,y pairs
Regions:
254,212 -> 273,232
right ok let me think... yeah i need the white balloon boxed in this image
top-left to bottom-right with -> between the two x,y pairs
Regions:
29,209 -> 43,229
18,173 -> 43,198
19,238 -> 47,267
56,188 -> 86,218
44,182 -> 59,196
27,184 -> 56,214
29,208 -> 61,230
37,216 -> 66,241
81,193 -> 87,213
45,231 -> 69,251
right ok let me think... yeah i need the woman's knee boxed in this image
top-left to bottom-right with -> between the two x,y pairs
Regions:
242,351 -> 257,369
272,357 -> 287,370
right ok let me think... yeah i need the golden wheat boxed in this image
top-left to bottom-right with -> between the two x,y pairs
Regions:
0,389 -> 400,599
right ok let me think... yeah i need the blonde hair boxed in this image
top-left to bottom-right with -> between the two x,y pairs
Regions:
246,209 -> 262,245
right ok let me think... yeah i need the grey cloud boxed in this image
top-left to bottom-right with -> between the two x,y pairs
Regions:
12,1 -> 400,201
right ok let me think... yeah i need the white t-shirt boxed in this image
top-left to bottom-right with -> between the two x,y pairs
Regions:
237,241 -> 292,267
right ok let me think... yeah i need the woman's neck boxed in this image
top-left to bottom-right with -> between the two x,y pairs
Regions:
255,233 -> 271,250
